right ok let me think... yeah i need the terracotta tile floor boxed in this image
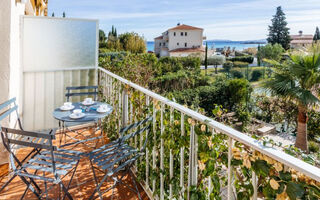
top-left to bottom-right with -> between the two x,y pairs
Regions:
0,128 -> 149,200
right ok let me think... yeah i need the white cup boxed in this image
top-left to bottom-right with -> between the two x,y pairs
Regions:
100,104 -> 108,110
73,109 -> 82,116
64,102 -> 72,108
85,98 -> 93,103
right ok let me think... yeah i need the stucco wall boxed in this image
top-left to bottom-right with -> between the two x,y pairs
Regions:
168,29 -> 203,51
0,0 -> 25,165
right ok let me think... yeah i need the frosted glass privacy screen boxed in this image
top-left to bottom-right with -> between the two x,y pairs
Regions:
22,17 -> 98,72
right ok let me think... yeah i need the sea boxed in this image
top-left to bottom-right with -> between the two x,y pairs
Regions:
146,40 -> 266,52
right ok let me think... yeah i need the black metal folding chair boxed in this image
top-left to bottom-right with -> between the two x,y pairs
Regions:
65,86 -> 98,102
87,116 -> 152,200
1,127 -> 82,199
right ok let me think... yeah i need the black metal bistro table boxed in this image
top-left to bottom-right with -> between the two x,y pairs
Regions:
53,102 -> 113,147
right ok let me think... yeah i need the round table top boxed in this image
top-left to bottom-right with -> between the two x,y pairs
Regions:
53,102 -> 113,123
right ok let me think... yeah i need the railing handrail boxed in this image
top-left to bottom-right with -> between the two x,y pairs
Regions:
98,66 -> 320,182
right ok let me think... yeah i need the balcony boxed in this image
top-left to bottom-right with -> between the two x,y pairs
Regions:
1,66 -> 319,200
1,12 -> 319,200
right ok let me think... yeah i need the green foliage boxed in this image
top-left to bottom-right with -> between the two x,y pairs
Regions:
230,68 -> 244,79
307,110 -> 320,141
223,61 -> 233,73
250,69 -> 263,81
102,26 -> 146,53
174,77 -> 252,116
228,55 -> 254,64
233,61 -> 249,68
308,141 -> 319,153
208,55 -> 226,74
118,32 -> 146,53
257,43 -> 285,62
267,6 -> 291,50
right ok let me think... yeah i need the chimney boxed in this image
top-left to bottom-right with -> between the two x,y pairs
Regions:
299,30 -> 303,36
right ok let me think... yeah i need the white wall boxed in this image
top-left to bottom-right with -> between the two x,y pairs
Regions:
0,0 -> 25,165
168,29 -> 203,51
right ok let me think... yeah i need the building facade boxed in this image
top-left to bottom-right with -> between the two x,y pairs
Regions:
154,24 -> 205,57
290,31 -> 313,49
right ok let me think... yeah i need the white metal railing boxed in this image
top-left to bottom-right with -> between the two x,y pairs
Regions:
97,67 -> 320,199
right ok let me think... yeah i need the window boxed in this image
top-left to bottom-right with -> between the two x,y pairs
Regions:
185,43 -> 187,47
181,32 -> 183,36
163,42 -> 165,46
174,32 -> 176,36
177,42 -> 179,46
159,43 -> 161,46
185,32 -> 187,36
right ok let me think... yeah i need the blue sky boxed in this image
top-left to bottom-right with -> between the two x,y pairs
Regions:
49,0 -> 320,41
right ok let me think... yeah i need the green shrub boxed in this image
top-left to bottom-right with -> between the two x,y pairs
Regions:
250,69 -> 263,81
230,68 -> 244,78
309,141 -> 319,153
223,61 -> 233,72
157,57 -> 201,75
228,55 -> 254,64
307,110 -> 320,141
233,61 -> 249,68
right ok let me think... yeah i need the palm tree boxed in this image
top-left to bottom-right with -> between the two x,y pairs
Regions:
262,50 -> 320,151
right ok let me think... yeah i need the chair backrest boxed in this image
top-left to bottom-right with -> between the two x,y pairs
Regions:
119,116 -> 152,151
1,127 -> 57,171
65,86 -> 98,102
0,98 -> 23,130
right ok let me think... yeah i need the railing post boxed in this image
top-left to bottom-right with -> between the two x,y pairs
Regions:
252,171 -> 257,200
227,137 -> 233,200
121,88 -> 128,128
160,103 -> 164,200
152,103 -> 156,194
187,122 -> 196,200
180,113 -> 185,199
169,107 -> 174,199
145,96 -> 150,188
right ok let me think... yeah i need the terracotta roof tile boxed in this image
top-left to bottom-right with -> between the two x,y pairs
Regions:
168,24 -> 203,31
154,36 -> 163,40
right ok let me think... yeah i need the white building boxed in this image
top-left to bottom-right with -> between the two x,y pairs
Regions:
154,24 -> 205,57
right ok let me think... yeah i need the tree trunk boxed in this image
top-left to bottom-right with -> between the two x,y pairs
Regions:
295,105 -> 308,151
215,65 -> 218,74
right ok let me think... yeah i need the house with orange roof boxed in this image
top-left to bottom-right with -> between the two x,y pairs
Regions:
290,31 -> 313,49
154,24 -> 205,57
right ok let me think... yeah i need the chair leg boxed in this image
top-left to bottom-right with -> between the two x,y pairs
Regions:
0,174 -> 17,193
19,176 -> 41,199
63,160 -> 79,200
89,160 -> 103,200
60,182 -> 73,200
129,169 -> 142,200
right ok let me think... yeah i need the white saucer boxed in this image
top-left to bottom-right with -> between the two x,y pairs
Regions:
82,101 -> 95,106
97,107 -> 111,113
60,105 -> 75,111
69,113 -> 85,119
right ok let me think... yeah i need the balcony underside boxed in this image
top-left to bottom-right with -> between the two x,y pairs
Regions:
0,128 -> 149,200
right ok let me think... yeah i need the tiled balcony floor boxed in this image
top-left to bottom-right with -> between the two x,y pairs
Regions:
0,128 -> 149,200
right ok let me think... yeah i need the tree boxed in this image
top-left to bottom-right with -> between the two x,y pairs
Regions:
118,32 -> 146,53
62,12 -> 66,18
267,6 -> 291,50
208,55 -> 225,74
257,43 -> 285,62
262,50 -> 320,151
204,42 -> 208,75
51,12 -> 54,17
313,27 -> 320,42
99,29 -> 106,43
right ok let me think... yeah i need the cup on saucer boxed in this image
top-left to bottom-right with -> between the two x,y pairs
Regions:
85,98 -> 93,104
73,109 -> 82,117
64,102 -> 72,108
